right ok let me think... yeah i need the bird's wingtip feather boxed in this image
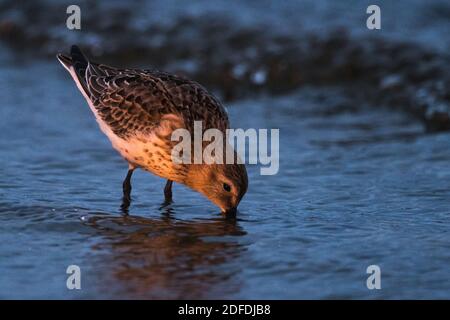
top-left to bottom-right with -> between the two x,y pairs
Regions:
70,45 -> 81,55
56,53 -> 72,71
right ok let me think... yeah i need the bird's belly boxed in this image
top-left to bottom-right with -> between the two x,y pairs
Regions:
84,97 -> 183,181
111,133 -> 175,178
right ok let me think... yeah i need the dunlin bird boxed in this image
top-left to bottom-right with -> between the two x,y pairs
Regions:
57,46 -> 247,215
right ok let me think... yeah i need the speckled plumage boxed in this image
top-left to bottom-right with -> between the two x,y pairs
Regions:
86,65 -> 230,137
58,46 -> 229,183
57,46 -> 248,214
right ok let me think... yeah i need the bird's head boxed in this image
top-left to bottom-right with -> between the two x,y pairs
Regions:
184,161 -> 248,216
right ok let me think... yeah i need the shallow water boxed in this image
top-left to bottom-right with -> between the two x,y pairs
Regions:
1,59 -> 450,299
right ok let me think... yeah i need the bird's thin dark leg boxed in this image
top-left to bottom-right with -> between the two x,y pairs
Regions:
120,168 -> 134,214
164,180 -> 173,203
123,169 -> 134,200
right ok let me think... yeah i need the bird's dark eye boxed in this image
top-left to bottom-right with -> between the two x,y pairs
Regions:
223,183 -> 231,192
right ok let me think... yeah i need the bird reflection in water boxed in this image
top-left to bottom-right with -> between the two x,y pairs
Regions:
83,202 -> 248,299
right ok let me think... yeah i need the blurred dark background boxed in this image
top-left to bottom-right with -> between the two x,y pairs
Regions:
1,0 -> 450,130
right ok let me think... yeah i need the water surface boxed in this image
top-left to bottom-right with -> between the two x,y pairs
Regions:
1,60 -> 450,299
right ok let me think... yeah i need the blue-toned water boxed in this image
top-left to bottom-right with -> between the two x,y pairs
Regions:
1,59 -> 449,299
1,0 -> 450,299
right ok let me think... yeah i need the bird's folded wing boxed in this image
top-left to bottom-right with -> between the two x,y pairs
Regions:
85,64 -> 229,138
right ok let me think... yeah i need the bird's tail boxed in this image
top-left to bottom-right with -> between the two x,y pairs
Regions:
56,45 -> 90,99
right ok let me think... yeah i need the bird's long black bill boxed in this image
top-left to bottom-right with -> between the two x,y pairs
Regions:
222,208 -> 237,219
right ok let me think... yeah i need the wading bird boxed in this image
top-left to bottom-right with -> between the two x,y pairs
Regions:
57,46 -> 247,216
